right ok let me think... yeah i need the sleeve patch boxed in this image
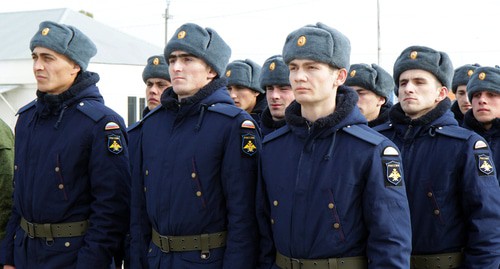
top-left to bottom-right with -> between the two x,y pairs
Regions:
108,134 -> 123,154
384,160 -> 403,187
476,154 -> 495,176
474,140 -> 488,149
241,133 -> 257,157
241,120 -> 256,129
105,121 -> 120,131
383,146 -> 399,156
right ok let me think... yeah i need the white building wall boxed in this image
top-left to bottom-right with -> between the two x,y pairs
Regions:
0,59 -> 33,83
0,61 -> 147,131
90,63 -> 146,126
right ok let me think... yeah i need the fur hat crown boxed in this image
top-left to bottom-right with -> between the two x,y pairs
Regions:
282,22 -> 351,69
30,21 -> 97,71
165,23 -> 231,77
225,59 -> 263,93
142,55 -> 170,83
346,63 -> 394,102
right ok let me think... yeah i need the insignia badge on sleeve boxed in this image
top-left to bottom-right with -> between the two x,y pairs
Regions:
476,154 -> 494,176
241,133 -> 257,157
383,146 -> 399,156
105,121 -> 120,131
384,161 -> 403,186
474,140 -> 488,149
241,120 -> 256,129
107,134 -> 123,154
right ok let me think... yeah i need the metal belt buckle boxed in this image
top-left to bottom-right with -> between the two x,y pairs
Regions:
200,250 -> 210,260
159,235 -> 170,253
25,221 -> 35,239
290,258 -> 301,269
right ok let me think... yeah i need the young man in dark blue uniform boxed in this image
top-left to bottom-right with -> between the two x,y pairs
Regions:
225,59 -> 267,125
450,64 -> 480,125
142,55 -> 171,118
375,46 -> 500,268
129,23 -> 260,269
257,22 -> 412,269
345,63 -> 395,127
115,54 -> 173,269
463,66 -> 500,180
259,55 -> 294,136
0,21 -> 131,269
118,56 -> 173,269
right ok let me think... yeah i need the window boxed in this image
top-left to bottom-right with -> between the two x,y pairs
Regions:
139,97 -> 146,117
128,96 -> 137,126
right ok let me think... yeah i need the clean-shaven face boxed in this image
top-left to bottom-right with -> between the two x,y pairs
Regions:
288,59 -> 339,106
397,69 -> 445,119
351,86 -> 385,121
472,90 -> 500,130
145,78 -> 171,110
455,85 -> 472,115
168,51 -> 216,100
32,47 -> 80,95
265,85 -> 294,121
227,85 -> 259,113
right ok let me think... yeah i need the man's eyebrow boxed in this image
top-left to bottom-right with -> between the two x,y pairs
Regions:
169,53 -> 195,59
32,52 -> 54,57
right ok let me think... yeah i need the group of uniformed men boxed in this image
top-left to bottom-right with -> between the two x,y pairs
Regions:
1,19 -> 500,269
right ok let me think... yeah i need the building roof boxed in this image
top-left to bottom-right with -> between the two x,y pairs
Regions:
0,8 -> 162,65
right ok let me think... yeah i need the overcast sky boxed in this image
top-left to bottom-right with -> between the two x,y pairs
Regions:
5,0 -> 500,74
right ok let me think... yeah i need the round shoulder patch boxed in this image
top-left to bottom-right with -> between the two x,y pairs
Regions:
105,121 -> 120,131
383,146 -> 399,156
241,120 -> 255,129
474,140 -> 488,149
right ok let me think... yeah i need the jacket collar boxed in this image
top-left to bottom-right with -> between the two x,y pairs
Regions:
35,71 -> 101,117
261,107 -> 286,130
285,85 -> 360,130
464,109 -> 500,136
389,97 -> 452,126
161,77 -> 228,111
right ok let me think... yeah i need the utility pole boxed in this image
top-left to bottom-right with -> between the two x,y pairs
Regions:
164,0 -> 172,46
377,0 -> 381,65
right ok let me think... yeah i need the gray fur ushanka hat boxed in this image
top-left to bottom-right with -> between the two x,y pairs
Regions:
393,45 -> 453,94
142,55 -> 170,83
164,23 -> 231,77
282,22 -> 351,69
30,21 -> 97,71
259,55 -> 290,89
452,64 -> 480,93
467,66 -> 500,100
345,63 -> 395,102
225,59 -> 264,93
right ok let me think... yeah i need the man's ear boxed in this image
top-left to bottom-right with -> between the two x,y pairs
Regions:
377,96 -> 386,107
436,86 -> 449,102
207,67 -> 217,79
72,64 -> 81,75
336,68 -> 347,86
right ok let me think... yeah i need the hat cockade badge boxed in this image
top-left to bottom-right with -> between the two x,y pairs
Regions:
177,30 -> 186,39
269,62 -> 276,71
479,72 -> 486,80
410,51 -> 418,60
153,57 -> 160,65
41,27 -> 50,36
297,35 -> 307,47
